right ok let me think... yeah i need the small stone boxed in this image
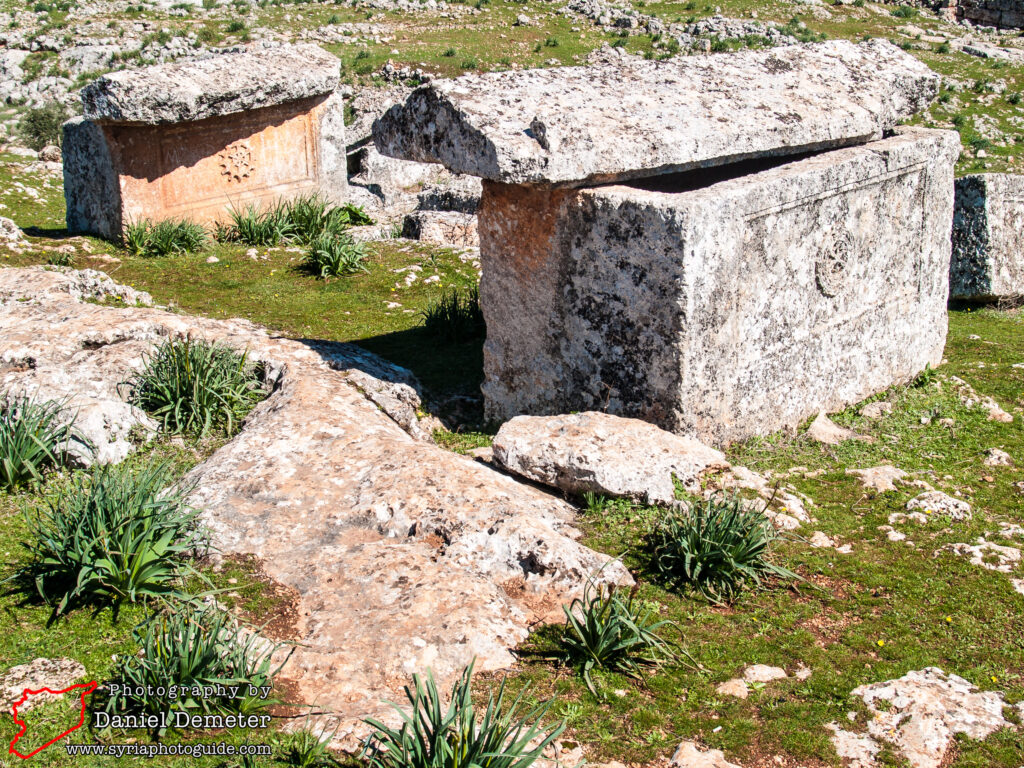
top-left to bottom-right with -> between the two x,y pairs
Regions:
847,465 -> 907,493
907,491 -> 972,522
670,740 -> 743,768
794,664 -> 812,681
859,401 -> 893,419
715,678 -> 749,699
807,413 -> 870,445
206,255 -> 219,264
983,448 -> 1013,467
809,531 -> 835,548
38,144 -> 62,163
743,664 -> 788,683
1,658 -> 87,712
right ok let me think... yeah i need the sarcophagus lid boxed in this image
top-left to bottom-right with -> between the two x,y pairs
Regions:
82,44 -> 340,125
373,39 -> 938,187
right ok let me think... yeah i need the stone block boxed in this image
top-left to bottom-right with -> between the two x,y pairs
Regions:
402,210 -> 479,247
478,128 -> 959,445
951,173 -> 1024,301
374,40 -> 938,187
64,45 -> 346,239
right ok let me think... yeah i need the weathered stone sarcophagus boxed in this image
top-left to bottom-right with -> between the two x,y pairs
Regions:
64,44 -> 347,240
951,173 -> 1024,302
375,40 -> 959,445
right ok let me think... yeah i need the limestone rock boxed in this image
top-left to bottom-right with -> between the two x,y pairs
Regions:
742,665 -> 787,683
491,411 -> 729,504
715,678 -> 749,699
375,39 -> 938,186
0,266 -> 630,747
402,210 -> 479,247
941,538 -> 1021,572
417,176 -> 482,214
859,401 -> 893,419
477,128 -> 957,445
82,44 -> 340,124
0,658 -> 86,713
983,448 -> 1013,466
37,145 -> 61,164
847,465 -> 909,493
669,740 -> 743,768
907,491 -> 972,521
951,174 -> 1024,301
807,412 -> 868,445
0,217 -> 26,244
829,668 -> 1013,768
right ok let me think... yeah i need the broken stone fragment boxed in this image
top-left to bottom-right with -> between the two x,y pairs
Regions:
807,412 -> 870,445
983,447 -> 1013,467
81,44 -> 340,124
858,401 -> 893,419
847,465 -> 908,493
669,740 -> 743,768
375,39 -> 938,186
906,491 -> 972,522
742,665 -> 788,683
491,411 -> 729,505
715,678 -> 749,699
828,667 -> 1013,768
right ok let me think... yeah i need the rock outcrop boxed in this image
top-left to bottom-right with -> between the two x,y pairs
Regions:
0,266 -> 629,747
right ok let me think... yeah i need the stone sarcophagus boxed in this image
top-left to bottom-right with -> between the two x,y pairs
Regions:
950,173 -> 1024,302
375,40 -> 959,445
64,44 -> 347,240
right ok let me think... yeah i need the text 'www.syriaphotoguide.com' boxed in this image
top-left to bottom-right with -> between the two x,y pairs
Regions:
64,742 -> 271,758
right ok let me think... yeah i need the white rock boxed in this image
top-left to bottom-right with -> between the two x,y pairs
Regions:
847,465 -> 907,492
492,411 -> 729,504
859,401 -> 893,419
906,491 -> 971,522
743,664 -> 787,683
983,448 -> 1013,466
669,740 -> 743,767
715,678 -> 749,699
0,658 -> 86,713
808,412 -> 869,445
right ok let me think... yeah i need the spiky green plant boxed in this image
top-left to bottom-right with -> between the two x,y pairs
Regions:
0,394 -> 82,490
105,603 -> 287,730
126,337 -> 267,436
22,461 -> 202,617
276,717 -> 341,768
558,582 -> 679,696
224,202 -> 294,247
649,494 -> 799,604
122,219 -> 207,257
362,661 -> 563,768
419,287 -> 485,343
303,232 -> 368,278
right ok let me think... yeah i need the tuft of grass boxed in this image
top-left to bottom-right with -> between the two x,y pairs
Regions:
362,661 -> 563,768
648,494 -> 800,604
303,232 -> 369,278
123,219 -> 207,257
21,461 -> 202,618
558,581 -> 680,696
420,286 -> 485,343
276,720 -> 341,767
0,394 -> 81,490
127,337 -> 267,437
223,202 -> 294,247
104,603 -> 286,731
285,194 -> 372,244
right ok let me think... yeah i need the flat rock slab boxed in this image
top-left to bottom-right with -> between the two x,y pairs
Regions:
828,667 -> 1013,768
0,267 -> 629,748
0,658 -> 86,712
374,39 -> 938,186
492,411 -> 728,504
82,44 -> 339,124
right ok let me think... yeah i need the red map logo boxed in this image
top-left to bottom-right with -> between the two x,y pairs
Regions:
7,680 -> 98,759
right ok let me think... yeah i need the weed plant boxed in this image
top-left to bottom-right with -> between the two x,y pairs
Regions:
123,219 -> 207,257
649,494 -> 799,604
127,337 -> 267,436
420,287 -> 485,343
0,395 -> 80,490
105,604 -> 286,730
558,582 -> 680,696
363,661 -> 563,768
22,462 -> 202,618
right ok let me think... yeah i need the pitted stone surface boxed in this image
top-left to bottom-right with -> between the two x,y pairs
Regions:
479,128 -> 958,445
0,266 -> 629,747
491,411 -> 729,504
0,658 -> 87,713
827,668 -> 1013,768
374,39 -> 938,186
81,44 -> 340,124
951,173 -> 1024,301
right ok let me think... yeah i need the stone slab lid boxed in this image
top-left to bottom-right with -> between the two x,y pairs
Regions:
373,39 -> 939,187
82,44 -> 339,124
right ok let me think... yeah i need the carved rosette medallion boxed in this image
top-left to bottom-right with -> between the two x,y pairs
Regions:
219,142 -> 255,183
815,232 -> 852,298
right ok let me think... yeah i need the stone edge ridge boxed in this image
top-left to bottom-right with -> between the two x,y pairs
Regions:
81,44 -> 340,124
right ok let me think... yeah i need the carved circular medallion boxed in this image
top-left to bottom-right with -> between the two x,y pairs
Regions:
219,142 -> 255,182
815,233 -> 851,298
